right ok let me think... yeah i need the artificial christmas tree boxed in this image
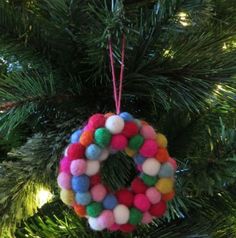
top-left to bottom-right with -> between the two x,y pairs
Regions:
0,0 -> 235,237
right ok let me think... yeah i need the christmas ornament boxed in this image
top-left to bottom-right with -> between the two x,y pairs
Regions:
57,35 -> 177,232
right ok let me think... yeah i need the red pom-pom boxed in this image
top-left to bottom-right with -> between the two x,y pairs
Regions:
67,143 -> 85,160
120,224 -> 136,233
131,177 -> 148,194
116,189 -> 134,207
90,174 -> 101,187
122,122 -> 139,138
149,200 -> 167,217
111,134 -> 128,150
139,139 -> 158,157
88,113 -> 105,129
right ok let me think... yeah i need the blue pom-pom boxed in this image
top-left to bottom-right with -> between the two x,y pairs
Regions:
119,112 -> 134,121
75,192 -> 91,205
159,163 -> 174,177
102,194 -> 118,210
85,144 -> 102,160
70,129 -> 83,144
71,175 -> 90,192
134,154 -> 145,165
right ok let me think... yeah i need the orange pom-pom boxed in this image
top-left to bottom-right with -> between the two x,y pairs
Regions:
155,148 -> 169,163
74,204 -> 86,217
141,120 -> 148,125
104,112 -> 115,118
161,190 -> 175,201
79,130 -> 93,147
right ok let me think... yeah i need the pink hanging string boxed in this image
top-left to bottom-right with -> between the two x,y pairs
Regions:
108,34 -> 126,115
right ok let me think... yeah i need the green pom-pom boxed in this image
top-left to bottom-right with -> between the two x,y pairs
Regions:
94,128 -> 111,148
86,202 -> 102,217
141,173 -> 157,186
128,135 -> 144,150
129,208 -> 143,225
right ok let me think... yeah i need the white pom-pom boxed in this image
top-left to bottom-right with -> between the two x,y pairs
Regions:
88,217 -> 104,231
142,158 -> 161,176
98,149 -> 109,161
64,146 -> 69,157
113,204 -> 130,224
85,160 -> 100,176
105,115 -> 124,134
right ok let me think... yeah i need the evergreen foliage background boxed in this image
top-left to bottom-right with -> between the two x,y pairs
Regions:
0,0 -> 235,237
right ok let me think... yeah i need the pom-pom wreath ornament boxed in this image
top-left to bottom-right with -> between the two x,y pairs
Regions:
57,112 -> 177,232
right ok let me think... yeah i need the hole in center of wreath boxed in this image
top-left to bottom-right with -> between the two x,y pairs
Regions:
101,151 -> 136,191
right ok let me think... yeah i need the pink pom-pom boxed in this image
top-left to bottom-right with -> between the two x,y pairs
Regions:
57,172 -> 71,189
111,134 -> 128,150
139,139 -> 158,157
146,187 -> 161,204
168,157 -> 177,171
134,194 -> 151,212
98,210 -> 115,229
108,223 -> 120,231
140,125 -> 156,139
59,156 -> 71,174
141,212 -> 153,224
88,114 -> 105,129
91,184 -> 107,202
70,159 -> 87,176
137,165 -> 143,172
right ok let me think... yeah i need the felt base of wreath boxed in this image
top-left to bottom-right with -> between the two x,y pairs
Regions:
57,112 -> 177,232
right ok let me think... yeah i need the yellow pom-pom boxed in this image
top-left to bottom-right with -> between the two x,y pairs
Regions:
125,147 -> 136,157
155,178 -> 174,194
156,133 -> 168,148
60,189 -> 74,205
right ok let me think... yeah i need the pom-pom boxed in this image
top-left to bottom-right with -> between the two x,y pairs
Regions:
113,204 -> 130,224
131,177 -> 148,194
155,148 -> 169,163
155,178 -> 174,194
156,133 -> 168,148
162,190 -> 175,201
88,114 -> 105,129
122,122 -> 139,138
91,184 -> 107,202
128,135 -> 144,151
145,187 -> 161,204
116,189 -> 134,207
94,128 -> 112,148
129,208 -> 143,225
79,130 -> 93,147
86,202 -> 103,217
85,160 -> 100,176
119,112 -> 134,121
108,223 -> 120,231
168,157 -> 177,171
105,115 -> 125,134
120,224 -> 135,233
149,200 -> 167,217
98,210 -> 115,229
70,129 -> 83,144
98,149 -> 109,161
67,143 -> 85,160
111,134 -> 128,150
88,217 -> 104,231
141,173 -> 157,186
134,194 -> 151,212
141,212 -> 152,224
74,204 -> 86,217
139,139 -> 158,157
60,189 -> 74,205
134,119 -> 142,128
140,125 -> 156,139
70,159 -> 86,176
59,156 -> 71,173
159,163 -> 174,177
142,158 -> 161,176
103,194 -> 118,210
57,172 -> 71,189
71,175 -> 90,193
134,155 -> 145,165
90,174 -> 101,186
125,147 -> 136,157
104,112 -> 115,118
85,144 -> 102,160
75,192 -> 91,205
